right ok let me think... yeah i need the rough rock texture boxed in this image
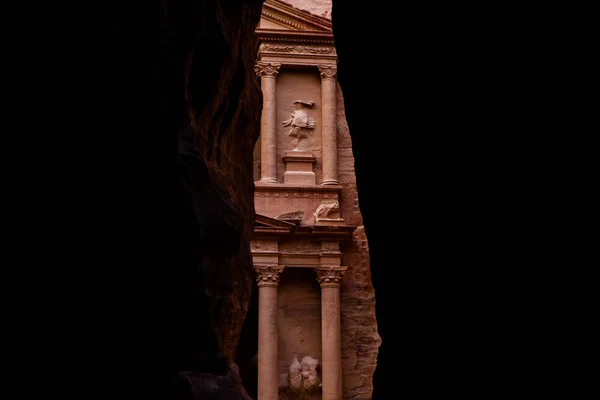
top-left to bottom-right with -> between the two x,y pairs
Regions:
161,0 -> 265,397
281,0 -> 332,19
336,84 -> 382,400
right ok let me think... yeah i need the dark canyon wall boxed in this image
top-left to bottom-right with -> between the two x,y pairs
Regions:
165,0 -> 265,397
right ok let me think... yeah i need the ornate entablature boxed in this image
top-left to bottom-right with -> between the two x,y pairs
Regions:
256,0 -> 336,67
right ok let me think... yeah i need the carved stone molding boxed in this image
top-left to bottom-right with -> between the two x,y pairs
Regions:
260,43 -> 336,55
315,266 -> 347,288
255,265 -> 285,287
318,65 -> 337,80
254,62 -> 281,78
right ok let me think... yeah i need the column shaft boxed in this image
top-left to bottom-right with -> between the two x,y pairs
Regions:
255,265 -> 284,400
321,286 -> 342,399
255,63 -> 281,183
316,266 -> 346,400
319,66 -> 339,185
258,285 -> 278,400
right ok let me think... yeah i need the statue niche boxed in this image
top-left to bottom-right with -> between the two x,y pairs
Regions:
283,100 -> 315,151
279,355 -> 321,399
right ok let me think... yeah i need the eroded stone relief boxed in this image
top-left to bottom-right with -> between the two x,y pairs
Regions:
313,200 -> 340,220
279,355 -> 322,399
283,100 -> 315,151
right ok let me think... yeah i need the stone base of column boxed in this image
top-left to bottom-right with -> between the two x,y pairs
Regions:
321,179 -> 340,185
283,151 -> 316,185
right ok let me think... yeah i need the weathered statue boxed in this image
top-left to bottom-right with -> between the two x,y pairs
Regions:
288,355 -> 303,392
300,356 -> 321,392
283,100 -> 315,151
283,355 -> 321,399
313,200 -> 340,220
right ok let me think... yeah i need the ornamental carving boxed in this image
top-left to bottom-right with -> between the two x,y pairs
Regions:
315,267 -> 346,287
260,43 -> 336,55
254,62 -> 281,77
318,65 -> 337,79
255,266 -> 284,287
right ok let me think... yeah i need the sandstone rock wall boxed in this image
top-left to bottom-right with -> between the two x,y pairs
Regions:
337,84 -> 381,400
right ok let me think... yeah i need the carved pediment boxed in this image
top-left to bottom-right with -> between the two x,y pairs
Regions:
258,0 -> 332,32
277,210 -> 304,225
255,214 -> 296,231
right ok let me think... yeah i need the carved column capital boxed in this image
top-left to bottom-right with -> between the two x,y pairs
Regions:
318,65 -> 337,80
255,62 -> 281,78
315,266 -> 347,288
255,265 -> 285,287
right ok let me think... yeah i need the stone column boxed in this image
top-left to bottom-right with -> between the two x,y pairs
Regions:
255,62 -> 281,183
315,266 -> 347,400
255,265 -> 284,400
319,65 -> 339,185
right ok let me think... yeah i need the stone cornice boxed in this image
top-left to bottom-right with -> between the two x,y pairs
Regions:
252,225 -> 356,240
256,29 -> 334,45
255,183 -> 342,191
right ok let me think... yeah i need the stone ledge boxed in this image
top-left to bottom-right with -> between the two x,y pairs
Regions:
255,182 -> 343,191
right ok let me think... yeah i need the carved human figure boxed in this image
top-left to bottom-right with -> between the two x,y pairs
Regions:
288,355 -> 303,392
283,100 -> 315,151
301,356 -> 321,392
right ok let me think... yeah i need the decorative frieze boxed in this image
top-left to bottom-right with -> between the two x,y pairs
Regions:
260,43 -> 336,55
251,240 -> 279,252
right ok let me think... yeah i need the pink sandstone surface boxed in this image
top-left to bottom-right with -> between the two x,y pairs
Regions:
280,0 -> 332,19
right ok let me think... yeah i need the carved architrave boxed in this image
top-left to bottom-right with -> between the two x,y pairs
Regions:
315,266 -> 347,288
254,62 -> 281,77
318,65 -> 337,80
255,265 -> 285,287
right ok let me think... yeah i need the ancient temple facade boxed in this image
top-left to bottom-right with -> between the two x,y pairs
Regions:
251,1 -> 380,399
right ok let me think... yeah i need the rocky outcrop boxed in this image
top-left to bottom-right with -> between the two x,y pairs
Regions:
336,84 -> 381,399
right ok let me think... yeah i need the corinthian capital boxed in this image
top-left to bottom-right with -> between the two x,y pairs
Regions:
254,62 -> 281,78
255,265 -> 284,287
315,266 -> 347,288
318,65 -> 337,80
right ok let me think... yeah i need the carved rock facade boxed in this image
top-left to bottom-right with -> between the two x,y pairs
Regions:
246,1 -> 381,399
